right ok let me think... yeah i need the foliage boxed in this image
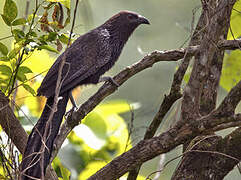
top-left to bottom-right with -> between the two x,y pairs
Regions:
56,100 -> 139,179
0,0 -> 240,179
227,1 -> 241,40
0,0 -> 72,97
0,1 -> 139,179
220,51 -> 241,91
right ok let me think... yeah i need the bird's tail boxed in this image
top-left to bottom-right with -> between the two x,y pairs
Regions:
21,91 -> 69,179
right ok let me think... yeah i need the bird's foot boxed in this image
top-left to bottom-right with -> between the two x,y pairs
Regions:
65,106 -> 78,117
99,76 -> 119,87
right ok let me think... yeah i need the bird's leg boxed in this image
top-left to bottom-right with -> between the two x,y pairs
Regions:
99,76 -> 119,87
65,92 -> 78,116
69,92 -> 77,108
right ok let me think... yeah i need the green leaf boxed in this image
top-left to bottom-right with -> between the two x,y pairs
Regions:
16,73 -> 27,82
47,32 -> 58,42
228,1 -> 241,39
220,50 -> 241,91
59,164 -> 71,180
8,48 -> 20,59
0,65 -> 12,76
0,57 -> 9,61
3,0 -> 18,24
27,31 -> 37,37
12,18 -> 26,26
18,66 -> 32,74
38,45 -> 59,53
0,42 -> 8,56
27,14 -> 34,23
23,84 -> 36,96
1,14 -> 11,26
12,29 -> 25,42
64,9 -> 71,27
47,0 -> 71,9
59,34 -> 69,44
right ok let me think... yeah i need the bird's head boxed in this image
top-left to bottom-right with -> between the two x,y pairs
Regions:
104,11 -> 150,31
102,11 -> 149,46
120,11 -> 150,26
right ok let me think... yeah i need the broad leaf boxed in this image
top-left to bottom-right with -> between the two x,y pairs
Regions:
220,50 -> 241,91
12,18 -> 26,26
23,84 -> 36,96
0,42 -> 8,56
18,66 -> 33,74
38,45 -> 59,53
60,164 -> 71,180
17,72 -> 27,82
0,65 -> 12,76
12,29 -> 25,42
0,57 -> 9,61
47,0 -> 71,9
59,34 -> 69,44
8,48 -> 20,59
227,1 -> 241,39
3,0 -> 18,24
1,14 -> 11,26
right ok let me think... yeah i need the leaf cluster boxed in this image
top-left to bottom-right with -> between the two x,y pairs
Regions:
0,0 -> 71,97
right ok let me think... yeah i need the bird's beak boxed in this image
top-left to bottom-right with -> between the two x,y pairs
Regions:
138,15 -> 150,25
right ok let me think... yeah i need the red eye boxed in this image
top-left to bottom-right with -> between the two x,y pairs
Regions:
127,14 -> 137,20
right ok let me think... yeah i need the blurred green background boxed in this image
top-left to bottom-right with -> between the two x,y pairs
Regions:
1,0 -> 240,179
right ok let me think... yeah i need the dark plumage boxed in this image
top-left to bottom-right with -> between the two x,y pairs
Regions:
21,11 -> 149,179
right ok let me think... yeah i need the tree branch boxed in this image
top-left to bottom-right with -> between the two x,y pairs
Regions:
127,5 -> 209,179
0,91 -> 58,179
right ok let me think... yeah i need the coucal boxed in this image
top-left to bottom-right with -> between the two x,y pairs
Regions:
21,11 -> 149,179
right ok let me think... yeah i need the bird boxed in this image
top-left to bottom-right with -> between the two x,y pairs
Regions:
21,10 -> 149,179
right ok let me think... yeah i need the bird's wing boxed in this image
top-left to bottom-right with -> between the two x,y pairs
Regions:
37,28 -> 111,97
61,29 -> 111,87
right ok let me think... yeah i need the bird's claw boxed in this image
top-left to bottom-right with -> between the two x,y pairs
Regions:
65,106 -> 78,117
99,76 -> 119,87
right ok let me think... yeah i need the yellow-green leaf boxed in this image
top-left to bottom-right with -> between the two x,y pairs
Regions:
38,45 -> 59,53
60,164 -> 71,180
18,66 -> 32,74
12,18 -> 26,26
59,34 -> 70,44
0,65 -> 12,76
1,14 -> 11,26
3,0 -> 18,23
47,0 -> 71,9
0,42 -> 8,56
220,50 -> 241,91
0,57 -> 9,61
227,1 -> 241,40
23,84 -> 36,96
8,48 -> 20,59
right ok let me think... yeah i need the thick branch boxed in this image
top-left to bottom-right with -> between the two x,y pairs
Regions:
0,38 -> 240,179
127,7 -> 209,180
172,127 -> 241,180
52,45 -> 198,160
51,39 -> 241,162
0,91 -> 28,154
216,80 -> 241,116
181,0 -> 236,121
87,111 -> 241,180
87,67 -> 241,179
0,91 -> 58,179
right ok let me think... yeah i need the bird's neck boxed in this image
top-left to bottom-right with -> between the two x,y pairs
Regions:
105,24 -> 136,46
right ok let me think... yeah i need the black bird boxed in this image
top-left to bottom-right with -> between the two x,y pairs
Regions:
21,10 -> 149,179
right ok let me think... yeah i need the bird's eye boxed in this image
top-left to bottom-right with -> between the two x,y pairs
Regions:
127,14 -> 137,20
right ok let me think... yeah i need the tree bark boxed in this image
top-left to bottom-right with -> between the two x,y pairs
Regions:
172,0 -> 237,179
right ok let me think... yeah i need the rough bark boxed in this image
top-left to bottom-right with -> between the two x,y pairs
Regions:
172,0 -> 237,179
